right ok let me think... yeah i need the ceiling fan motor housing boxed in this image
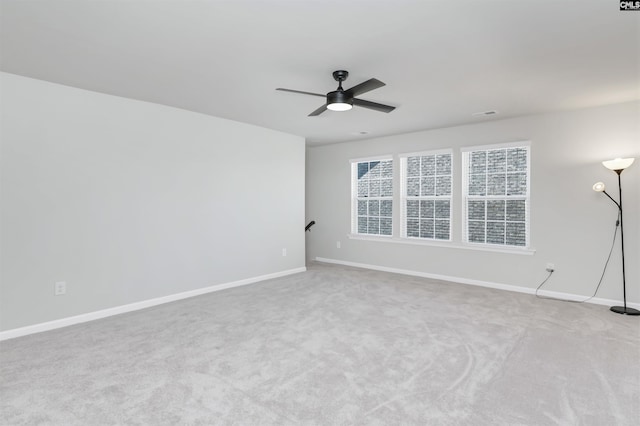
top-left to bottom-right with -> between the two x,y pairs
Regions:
327,90 -> 353,106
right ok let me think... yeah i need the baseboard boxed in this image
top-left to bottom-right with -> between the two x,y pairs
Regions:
315,257 -> 640,310
0,266 -> 307,341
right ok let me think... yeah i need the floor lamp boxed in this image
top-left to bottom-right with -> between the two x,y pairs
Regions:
592,157 -> 639,316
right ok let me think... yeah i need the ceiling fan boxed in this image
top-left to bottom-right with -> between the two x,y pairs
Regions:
276,70 -> 395,116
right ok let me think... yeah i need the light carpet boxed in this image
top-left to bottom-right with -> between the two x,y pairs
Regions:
1,262 -> 639,425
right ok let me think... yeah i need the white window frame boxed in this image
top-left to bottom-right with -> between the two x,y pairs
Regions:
461,141 -> 531,249
350,155 -> 394,237
400,149 -> 453,241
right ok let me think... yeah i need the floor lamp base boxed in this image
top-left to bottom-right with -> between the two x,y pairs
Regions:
610,306 -> 640,316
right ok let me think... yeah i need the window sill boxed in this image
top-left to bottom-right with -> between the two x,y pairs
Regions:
347,234 -> 536,255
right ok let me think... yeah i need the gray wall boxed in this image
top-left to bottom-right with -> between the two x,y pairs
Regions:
306,101 -> 640,303
0,73 -> 306,331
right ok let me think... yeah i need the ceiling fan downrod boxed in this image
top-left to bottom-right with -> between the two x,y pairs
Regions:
332,70 -> 349,91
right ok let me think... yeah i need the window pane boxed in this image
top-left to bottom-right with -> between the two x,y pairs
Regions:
487,149 -> 506,173
436,154 -> 451,175
368,200 -> 380,216
369,179 -> 381,197
469,174 -> 486,196
357,200 -> 367,215
421,155 -> 436,176
406,200 -> 419,218
487,200 -> 505,220
368,217 -> 380,234
357,180 -> 368,197
435,200 -> 450,218
506,200 -> 526,221
487,222 -> 505,244
380,160 -> 393,178
436,176 -> 451,196
468,221 -> 485,243
380,200 -> 393,217
380,218 -> 392,235
380,179 -> 393,197
407,219 -> 420,237
487,174 -> 506,196
420,200 -> 434,218
507,173 -> 527,195
468,200 -> 485,220
506,222 -> 526,246
420,219 -> 434,239
407,157 -> 420,177
368,161 -> 381,178
420,176 -> 435,196
407,177 -> 419,196
435,219 -> 450,240
470,151 -> 486,174
357,162 -> 369,179
507,148 -> 527,172
358,217 -> 368,233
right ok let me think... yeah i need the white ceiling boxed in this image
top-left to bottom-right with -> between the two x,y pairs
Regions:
1,0 -> 639,146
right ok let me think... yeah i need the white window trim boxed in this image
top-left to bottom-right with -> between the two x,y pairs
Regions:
347,233 -> 535,255
399,148 -> 452,158
349,154 -> 394,164
461,141 -> 531,249
350,156 -> 394,236
460,140 -> 530,152
399,149 -> 453,242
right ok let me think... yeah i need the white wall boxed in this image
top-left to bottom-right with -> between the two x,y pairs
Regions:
0,73 -> 306,331
306,101 -> 640,303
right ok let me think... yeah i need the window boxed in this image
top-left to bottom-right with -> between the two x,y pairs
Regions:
401,151 -> 452,240
351,158 -> 393,236
462,143 -> 530,247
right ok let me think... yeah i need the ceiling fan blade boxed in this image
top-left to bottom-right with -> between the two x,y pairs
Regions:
276,88 -> 325,98
308,104 -> 328,116
344,78 -> 385,98
352,98 -> 396,113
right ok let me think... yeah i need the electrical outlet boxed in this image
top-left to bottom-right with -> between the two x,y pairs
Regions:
546,263 -> 555,272
55,281 -> 66,296
336,241 -> 341,249
282,248 -> 287,257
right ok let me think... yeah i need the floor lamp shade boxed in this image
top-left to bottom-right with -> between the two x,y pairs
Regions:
602,157 -> 634,172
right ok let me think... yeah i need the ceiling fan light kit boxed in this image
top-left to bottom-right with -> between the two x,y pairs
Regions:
326,91 -> 353,111
276,70 -> 395,116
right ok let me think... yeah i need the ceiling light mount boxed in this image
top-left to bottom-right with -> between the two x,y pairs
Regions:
332,70 -> 349,83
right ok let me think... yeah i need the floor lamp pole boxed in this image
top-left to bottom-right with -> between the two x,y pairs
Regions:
609,169 -> 639,316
